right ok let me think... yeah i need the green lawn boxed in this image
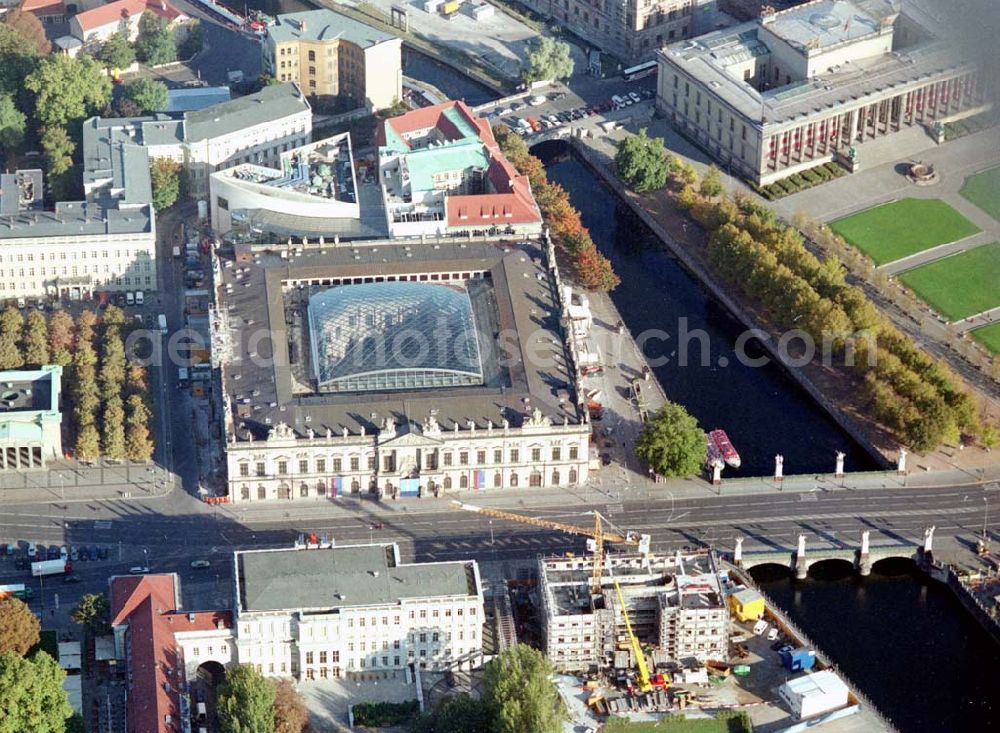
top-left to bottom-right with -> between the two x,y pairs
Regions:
972,322 -> 1000,354
959,167 -> 1000,222
899,242 -> 1000,321
830,198 -> 981,264
603,712 -> 751,733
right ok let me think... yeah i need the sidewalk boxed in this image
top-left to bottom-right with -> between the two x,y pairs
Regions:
222,461 -> 1000,521
0,460 -> 176,505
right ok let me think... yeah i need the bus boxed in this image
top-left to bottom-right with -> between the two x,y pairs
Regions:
622,60 -> 657,82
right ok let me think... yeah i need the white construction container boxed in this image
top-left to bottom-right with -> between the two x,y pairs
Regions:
778,670 -> 849,720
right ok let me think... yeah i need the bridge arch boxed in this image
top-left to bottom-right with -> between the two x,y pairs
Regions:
870,555 -> 917,574
805,557 -> 856,579
747,562 -> 794,581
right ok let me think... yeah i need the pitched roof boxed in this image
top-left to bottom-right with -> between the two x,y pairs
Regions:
73,0 -> 183,33
20,0 -> 64,15
267,8 -> 397,48
108,575 -> 230,733
183,82 -> 309,142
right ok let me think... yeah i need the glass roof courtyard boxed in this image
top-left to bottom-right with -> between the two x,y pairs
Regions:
307,281 -> 485,393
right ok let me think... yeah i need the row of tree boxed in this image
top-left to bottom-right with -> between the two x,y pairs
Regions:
493,125 -> 620,291
214,664 -> 311,733
0,596 -> 78,732
97,14 -> 203,72
68,306 -> 156,462
680,182 -> 978,453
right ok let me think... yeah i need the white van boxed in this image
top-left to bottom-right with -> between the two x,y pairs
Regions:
135,290 -> 144,305
125,292 -> 135,306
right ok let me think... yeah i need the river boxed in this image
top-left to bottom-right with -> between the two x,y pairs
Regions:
753,561 -> 1000,732
533,141 -> 877,476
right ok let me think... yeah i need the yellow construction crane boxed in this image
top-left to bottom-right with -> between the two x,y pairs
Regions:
451,501 -> 640,593
613,579 -> 653,693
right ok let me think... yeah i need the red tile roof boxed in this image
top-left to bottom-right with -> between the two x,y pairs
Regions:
20,0 -> 64,16
74,0 -> 183,32
109,575 -> 231,733
377,100 -> 542,230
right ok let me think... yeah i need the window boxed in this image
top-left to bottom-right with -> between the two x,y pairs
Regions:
308,50 -> 315,61
510,448 -> 519,463
419,633 -> 427,642
367,455 -> 376,470
300,484 -> 308,497
531,447 -> 541,462
255,462 -> 266,477
306,651 -> 314,664
299,460 -> 308,474
309,66 -> 316,75
350,457 -> 359,471
316,458 -> 326,473
277,461 -> 287,475
493,449 -> 502,464
241,486 -> 250,500
239,463 -> 249,477
552,446 -> 561,461
333,457 -> 343,472
432,632 -> 439,642
320,651 -> 327,663
459,451 -> 469,466
443,452 -> 453,466
257,486 -> 266,499
476,450 -> 486,465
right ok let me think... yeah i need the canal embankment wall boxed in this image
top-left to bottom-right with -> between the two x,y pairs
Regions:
939,564 -> 1000,646
727,563 -> 900,733
567,135 -> 892,470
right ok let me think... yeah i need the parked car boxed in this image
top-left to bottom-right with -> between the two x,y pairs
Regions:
88,546 -> 99,561
27,543 -> 37,558
59,546 -> 68,560
63,574 -> 81,584
97,547 -> 109,560
47,546 -> 60,560
129,566 -> 150,574
628,91 -> 641,104
528,95 -> 546,106
70,547 -> 79,561
549,91 -> 567,101
190,560 -> 211,569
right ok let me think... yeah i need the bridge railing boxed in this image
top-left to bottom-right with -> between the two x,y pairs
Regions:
726,562 -> 901,733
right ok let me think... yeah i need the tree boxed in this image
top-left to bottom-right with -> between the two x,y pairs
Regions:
521,37 -> 574,82
482,645 -> 562,733
615,128 -> 670,193
25,54 -> 111,128
699,164 -> 724,198
411,694 -> 492,733
75,423 -> 101,463
125,421 -> 155,462
70,593 -> 110,635
96,32 -> 136,71
0,651 -> 73,733
150,157 -> 186,210
177,19 -> 204,58
1,9 -> 50,55
634,400 -> 706,477
49,311 -> 75,356
0,24 -> 39,105
0,93 -> 25,154
134,12 -> 177,66
0,335 -> 23,370
123,76 -> 168,113
0,598 -> 40,656
217,664 -> 276,733
574,244 -> 620,292
272,679 -> 308,733
101,396 -> 126,460
40,125 -> 76,200
22,310 -> 49,367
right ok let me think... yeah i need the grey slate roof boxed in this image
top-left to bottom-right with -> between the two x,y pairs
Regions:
237,544 -> 476,612
184,83 -> 310,142
0,202 -> 153,240
267,8 -> 396,48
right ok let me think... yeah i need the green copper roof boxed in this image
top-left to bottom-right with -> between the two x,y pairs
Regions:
405,145 -> 490,193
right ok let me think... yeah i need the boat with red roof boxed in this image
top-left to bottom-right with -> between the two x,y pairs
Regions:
708,429 -> 741,469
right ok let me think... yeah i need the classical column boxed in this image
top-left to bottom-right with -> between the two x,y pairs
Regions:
734,537 -> 744,566
897,448 -> 907,475
834,451 -> 845,479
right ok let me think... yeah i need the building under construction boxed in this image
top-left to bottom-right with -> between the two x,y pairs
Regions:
538,551 -> 728,672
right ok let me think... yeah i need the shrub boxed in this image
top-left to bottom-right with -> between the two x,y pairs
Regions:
352,700 -> 420,727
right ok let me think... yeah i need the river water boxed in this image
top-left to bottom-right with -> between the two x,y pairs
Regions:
753,561 -> 1000,732
533,141 -> 877,476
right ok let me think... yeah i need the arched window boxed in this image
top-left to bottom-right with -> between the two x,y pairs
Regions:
241,485 -> 250,500
510,473 -> 518,487
459,474 -> 468,489
529,471 -> 542,488
257,486 -> 266,500
279,485 -> 291,500
300,483 -> 309,497
317,481 -> 326,496
552,470 -> 560,486
493,472 -> 502,488
443,475 -> 453,489
351,479 -> 360,492
568,468 -> 578,485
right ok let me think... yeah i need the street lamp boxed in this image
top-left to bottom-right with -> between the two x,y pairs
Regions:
489,520 -> 494,547
983,496 -> 990,542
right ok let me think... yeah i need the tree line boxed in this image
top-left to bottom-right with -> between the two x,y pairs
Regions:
612,130 -> 982,452
493,125 -> 620,291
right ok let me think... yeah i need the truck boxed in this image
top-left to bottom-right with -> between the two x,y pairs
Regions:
172,245 -> 181,258
0,584 -> 33,601
158,314 -> 168,335
31,559 -> 69,577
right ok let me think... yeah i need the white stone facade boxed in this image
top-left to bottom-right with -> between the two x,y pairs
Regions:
226,418 -> 590,503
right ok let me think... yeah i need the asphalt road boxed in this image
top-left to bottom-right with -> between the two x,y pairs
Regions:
3,479 -> 997,619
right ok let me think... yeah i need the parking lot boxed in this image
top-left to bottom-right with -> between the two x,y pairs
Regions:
490,86 -> 655,136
